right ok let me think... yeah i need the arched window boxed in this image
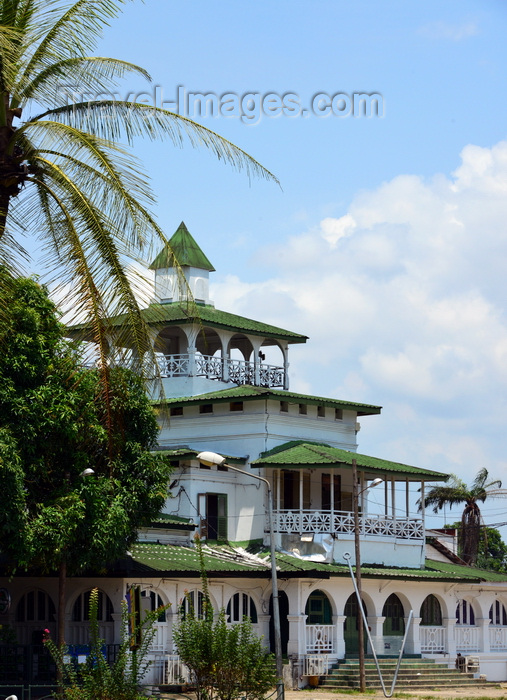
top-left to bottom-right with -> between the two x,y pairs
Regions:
179,590 -> 207,620
141,590 -> 167,622
72,590 -> 113,622
490,601 -> 507,626
227,593 -> 258,624
420,594 -> 442,626
305,590 -> 332,625
456,599 -> 475,625
16,590 -> 55,623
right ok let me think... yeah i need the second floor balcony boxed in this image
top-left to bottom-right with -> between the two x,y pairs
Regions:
160,352 -> 287,389
274,509 -> 424,541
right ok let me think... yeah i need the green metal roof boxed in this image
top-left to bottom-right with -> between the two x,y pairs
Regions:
68,303 -> 308,344
159,385 -> 381,416
130,542 -> 270,576
149,222 -> 215,271
251,441 -> 448,481
127,543 -> 507,583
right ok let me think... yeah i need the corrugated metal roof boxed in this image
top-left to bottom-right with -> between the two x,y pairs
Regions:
68,303 -> 308,344
158,385 -> 381,416
251,441 -> 448,481
128,543 -> 507,583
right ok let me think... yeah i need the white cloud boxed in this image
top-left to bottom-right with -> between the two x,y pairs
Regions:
211,139 -> 507,496
418,20 -> 479,42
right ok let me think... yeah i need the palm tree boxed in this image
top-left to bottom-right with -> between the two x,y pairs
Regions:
423,468 -> 506,565
0,0 -> 276,385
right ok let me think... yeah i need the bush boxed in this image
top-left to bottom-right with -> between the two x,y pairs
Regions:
44,588 -> 167,700
173,538 -> 276,700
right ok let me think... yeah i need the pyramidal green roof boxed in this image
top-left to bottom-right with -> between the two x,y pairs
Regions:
150,222 -> 215,271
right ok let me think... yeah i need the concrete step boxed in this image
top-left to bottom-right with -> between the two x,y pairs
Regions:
319,658 -> 489,690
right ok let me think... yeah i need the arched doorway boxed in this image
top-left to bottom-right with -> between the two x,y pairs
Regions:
382,594 -> 405,636
420,594 -> 444,654
305,590 -> 333,653
344,593 -> 367,655
269,591 -> 289,655
15,590 -> 56,645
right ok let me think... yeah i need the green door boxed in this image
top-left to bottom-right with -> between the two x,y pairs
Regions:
344,594 -> 367,655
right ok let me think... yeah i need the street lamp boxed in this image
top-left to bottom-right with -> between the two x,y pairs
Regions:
196,451 -> 284,700
351,458 -> 382,692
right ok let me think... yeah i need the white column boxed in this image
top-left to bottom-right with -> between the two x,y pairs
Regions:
477,617 -> 491,653
334,615 -> 347,659
406,615 -> 422,655
258,614 -> 271,652
443,617 -> 456,656
288,614 -> 306,655
368,615 -> 385,656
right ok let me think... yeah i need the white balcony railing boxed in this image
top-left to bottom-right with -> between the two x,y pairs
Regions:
490,626 -> 507,651
306,625 -> 334,653
275,510 -> 424,541
455,626 -> 479,653
161,353 -> 285,388
420,626 -> 446,653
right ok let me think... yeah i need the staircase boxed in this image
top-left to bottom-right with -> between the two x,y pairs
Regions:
319,657 -> 492,690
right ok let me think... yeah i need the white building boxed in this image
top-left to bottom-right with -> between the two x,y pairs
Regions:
3,222 -> 507,687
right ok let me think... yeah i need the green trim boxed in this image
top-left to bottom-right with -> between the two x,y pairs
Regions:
251,441 -> 448,481
150,222 -> 215,271
157,385 -> 381,416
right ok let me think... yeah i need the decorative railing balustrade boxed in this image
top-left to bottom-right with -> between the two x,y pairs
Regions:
275,510 -> 424,540
419,626 -> 446,653
160,353 -> 286,388
455,626 -> 480,653
490,626 -> 507,651
306,625 -> 334,654
303,654 -> 330,676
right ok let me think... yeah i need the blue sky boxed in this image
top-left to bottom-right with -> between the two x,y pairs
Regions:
43,1 -> 507,532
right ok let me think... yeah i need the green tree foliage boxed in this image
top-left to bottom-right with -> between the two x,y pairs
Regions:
173,538 -> 276,700
445,521 -> 507,572
0,274 -> 172,641
0,0 -> 276,380
423,468 -> 506,566
44,587 -> 168,700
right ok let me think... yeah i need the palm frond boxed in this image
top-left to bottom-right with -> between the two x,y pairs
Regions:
18,0 -> 131,84
14,56 -> 151,108
31,101 -> 280,184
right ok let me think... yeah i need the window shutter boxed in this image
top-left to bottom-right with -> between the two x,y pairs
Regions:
217,494 -> 228,540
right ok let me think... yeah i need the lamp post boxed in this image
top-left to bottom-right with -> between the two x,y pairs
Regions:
352,458 -> 382,693
197,451 -> 284,700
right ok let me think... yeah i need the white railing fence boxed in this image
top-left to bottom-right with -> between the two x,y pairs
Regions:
159,353 -> 285,388
275,510 -> 424,541
490,626 -> 507,651
306,625 -> 334,653
303,654 -> 330,676
455,626 -> 479,653
419,626 -> 446,653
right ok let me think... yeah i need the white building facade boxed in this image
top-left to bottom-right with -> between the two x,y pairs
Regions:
3,223 -> 507,687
